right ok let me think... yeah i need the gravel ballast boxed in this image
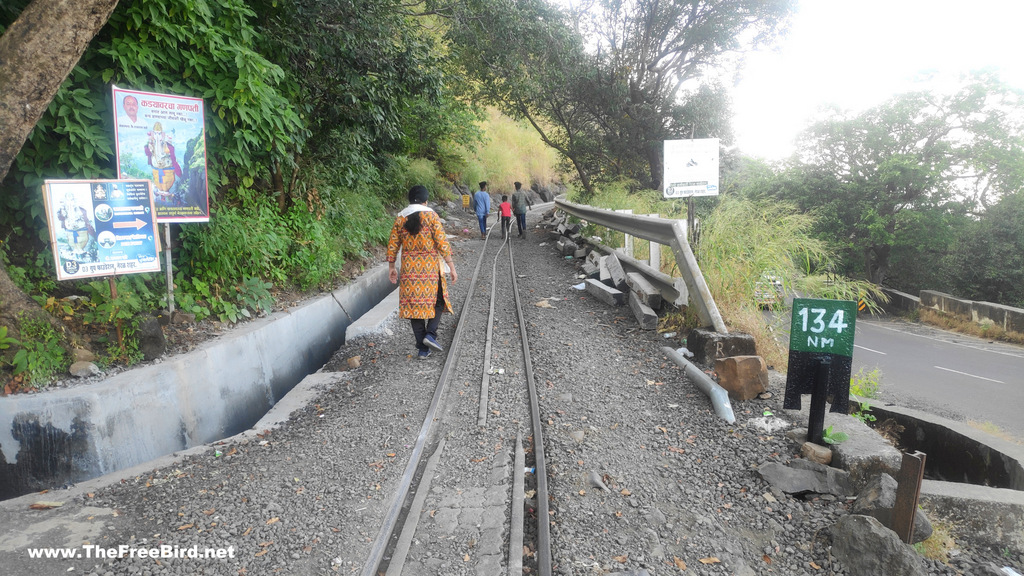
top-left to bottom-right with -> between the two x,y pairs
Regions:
0,202 -> 1021,576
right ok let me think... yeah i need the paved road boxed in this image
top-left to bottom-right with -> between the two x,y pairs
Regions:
849,317 -> 1024,442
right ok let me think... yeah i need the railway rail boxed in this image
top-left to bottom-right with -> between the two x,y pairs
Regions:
362,222 -> 552,576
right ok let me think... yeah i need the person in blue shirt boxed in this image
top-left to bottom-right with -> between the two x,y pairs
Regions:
472,181 -> 492,238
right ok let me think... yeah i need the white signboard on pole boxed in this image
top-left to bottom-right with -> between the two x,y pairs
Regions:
663,138 -> 720,198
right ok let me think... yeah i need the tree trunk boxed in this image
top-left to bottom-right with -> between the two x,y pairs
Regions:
0,0 -> 119,351
0,0 -> 121,184
646,142 -> 663,191
865,244 -> 891,286
0,260 -> 68,346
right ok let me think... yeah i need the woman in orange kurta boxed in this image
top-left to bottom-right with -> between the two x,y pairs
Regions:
387,185 -> 458,359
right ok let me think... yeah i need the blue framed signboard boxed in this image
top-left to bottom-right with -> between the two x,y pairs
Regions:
43,179 -> 161,281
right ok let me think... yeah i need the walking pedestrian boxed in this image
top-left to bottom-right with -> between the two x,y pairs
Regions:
511,181 -> 533,238
473,181 -> 492,238
499,195 -> 513,239
387,185 -> 458,359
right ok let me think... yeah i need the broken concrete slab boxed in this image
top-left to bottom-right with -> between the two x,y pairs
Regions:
584,278 -> 625,306
784,414 -> 903,492
557,238 -> 578,256
580,262 -> 599,279
625,272 -> 662,310
628,291 -> 657,330
756,460 -> 853,497
602,251 -> 628,292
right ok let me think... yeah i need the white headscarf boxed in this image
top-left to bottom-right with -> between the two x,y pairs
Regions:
398,203 -> 434,218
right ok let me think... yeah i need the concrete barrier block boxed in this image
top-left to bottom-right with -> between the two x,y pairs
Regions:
626,272 -> 662,310
628,291 -> 658,330
880,288 -> 918,315
580,262 -> 599,279
585,278 -> 624,306
971,301 -> 1007,327
943,294 -> 972,318
1008,306 -> 1024,334
603,252 -> 628,292
686,328 -> 756,365
598,256 -> 612,285
919,290 -> 951,311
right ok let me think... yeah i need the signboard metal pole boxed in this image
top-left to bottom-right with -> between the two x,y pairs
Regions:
687,198 -> 695,245
107,277 -> 123,348
164,223 -> 175,313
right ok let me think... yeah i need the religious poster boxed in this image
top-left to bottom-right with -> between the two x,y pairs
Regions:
662,138 -> 720,198
42,179 -> 161,281
112,86 -> 210,222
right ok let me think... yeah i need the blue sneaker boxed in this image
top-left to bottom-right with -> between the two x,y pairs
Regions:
417,349 -> 431,359
422,335 -> 444,352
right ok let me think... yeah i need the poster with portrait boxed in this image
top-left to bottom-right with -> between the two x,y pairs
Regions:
662,138 -> 720,198
42,179 -> 161,281
112,86 -> 210,223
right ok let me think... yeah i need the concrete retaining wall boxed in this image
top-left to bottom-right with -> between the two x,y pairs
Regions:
0,264 -> 395,500
919,290 -> 1024,333
880,287 -> 919,315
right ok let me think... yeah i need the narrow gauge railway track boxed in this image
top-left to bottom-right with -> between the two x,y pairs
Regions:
362,223 -> 552,576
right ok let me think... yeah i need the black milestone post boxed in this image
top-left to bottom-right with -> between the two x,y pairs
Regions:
807,357 -> 832,446
783,298 -> 857,445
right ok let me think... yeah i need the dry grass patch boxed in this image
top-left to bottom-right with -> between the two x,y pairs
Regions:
968,420 -> 1023,445
914,518 -> 957,564
919,308 -> 1024,346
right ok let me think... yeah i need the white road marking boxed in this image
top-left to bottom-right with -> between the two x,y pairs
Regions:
861,320 -> 1024,359
933,365 -> 1005,384
854,344 -> 887,355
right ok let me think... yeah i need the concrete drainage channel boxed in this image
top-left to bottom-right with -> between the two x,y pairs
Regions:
869,403 -> 1024,551
0,263 -> 395,501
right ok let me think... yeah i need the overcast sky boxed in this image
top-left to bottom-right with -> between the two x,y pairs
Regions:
730,0 -> 1024,161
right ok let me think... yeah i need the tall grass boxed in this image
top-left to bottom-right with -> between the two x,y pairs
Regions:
457,108 -> 565,195
572,189 -> 888,370
697,197 -> 886,369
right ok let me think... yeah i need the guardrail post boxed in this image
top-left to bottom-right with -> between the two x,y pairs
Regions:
668,221 -> 727,333
645,213 -> 661,269
615,209 -> 634,258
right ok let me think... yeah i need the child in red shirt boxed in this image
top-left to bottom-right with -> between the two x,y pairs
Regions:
499,195 -> 513,239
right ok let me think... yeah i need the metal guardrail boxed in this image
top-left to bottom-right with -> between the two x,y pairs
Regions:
554,196 -> 728,333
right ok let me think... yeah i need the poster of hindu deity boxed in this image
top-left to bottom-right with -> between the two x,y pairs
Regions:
112,86 -> 209,223
42,179 -> 161,281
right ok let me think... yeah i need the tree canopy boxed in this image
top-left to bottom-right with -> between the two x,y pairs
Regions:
442,0 -> 794,194
772,73 -> 1024,286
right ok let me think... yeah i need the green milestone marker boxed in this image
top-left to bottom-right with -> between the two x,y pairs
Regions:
788,298 -> 857,357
